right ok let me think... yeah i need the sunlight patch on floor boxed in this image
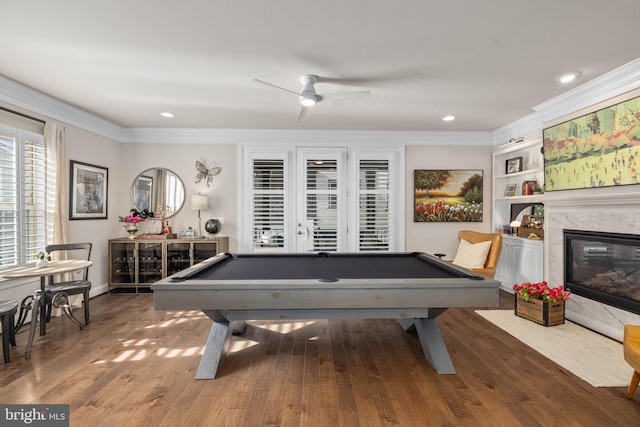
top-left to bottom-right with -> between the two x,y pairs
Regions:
229,338 -> 259,353
92,318 -> 315,365
145,312 -> 205,329
250,320 -> 316,334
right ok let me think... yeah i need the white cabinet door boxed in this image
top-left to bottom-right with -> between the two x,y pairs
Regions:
513,240 -> 544,284
495,236 -> 543,290
494,240 -> 513,286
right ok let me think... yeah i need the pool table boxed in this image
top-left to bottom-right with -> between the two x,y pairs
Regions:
152,251 -> 499,379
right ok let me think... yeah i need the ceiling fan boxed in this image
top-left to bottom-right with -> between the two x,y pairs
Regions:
253,74 -> 371,121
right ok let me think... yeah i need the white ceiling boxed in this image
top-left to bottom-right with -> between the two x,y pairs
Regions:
2,1 -> 639,133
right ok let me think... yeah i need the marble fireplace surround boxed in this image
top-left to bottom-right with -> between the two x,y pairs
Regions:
545,191 -> 640,342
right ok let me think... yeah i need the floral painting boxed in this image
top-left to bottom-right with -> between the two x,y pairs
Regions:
414,169 -> 483,222
543,94 -> 640,191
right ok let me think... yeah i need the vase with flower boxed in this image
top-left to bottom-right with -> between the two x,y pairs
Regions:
118,209 -> 149,239
513,281 -> 570,326
35,251 -> 48,268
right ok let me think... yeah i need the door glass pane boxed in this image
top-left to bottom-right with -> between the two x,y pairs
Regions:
193,242 -> 218,262
166,242 -> 190,276
305,159 -> 339,252
359,159 -> 391,251
110,242 -> 135,284
138,242 -> 163,283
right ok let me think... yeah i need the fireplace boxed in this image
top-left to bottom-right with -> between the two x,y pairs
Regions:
564,229 -> 640,315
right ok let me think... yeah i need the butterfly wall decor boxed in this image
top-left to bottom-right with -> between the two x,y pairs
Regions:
195,161 -> 220,187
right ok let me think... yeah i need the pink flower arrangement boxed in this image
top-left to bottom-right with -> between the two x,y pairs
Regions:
118,208 -> 150,223
118,215 -> 144,223
513,281 -> 571,303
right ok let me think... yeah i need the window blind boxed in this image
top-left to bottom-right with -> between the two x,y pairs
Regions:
0,125 -> 45,266
305,159 -> 339,252
251,158 -> 286,250
358,159 -> 391,251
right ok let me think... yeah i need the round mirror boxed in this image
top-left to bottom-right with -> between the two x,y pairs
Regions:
131,168 -> 185,218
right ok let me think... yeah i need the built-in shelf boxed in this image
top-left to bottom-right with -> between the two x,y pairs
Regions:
493,168 -> 544,180
494,194 -> 545,202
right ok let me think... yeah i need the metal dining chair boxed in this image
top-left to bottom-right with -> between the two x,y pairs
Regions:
44,242 -> 92,329
0,300 -> 18,363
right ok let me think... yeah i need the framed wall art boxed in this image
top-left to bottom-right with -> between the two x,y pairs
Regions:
504,183 -> 517,197
543,94 -> 640,191
70,160 -> 108,220
506,157 -> 523,174
414,169 -> 483,222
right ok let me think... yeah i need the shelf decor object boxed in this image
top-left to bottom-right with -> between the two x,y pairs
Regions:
505,157 -> 523,174
191,194 -> 209,238
543,94 -> 640,192
504,183 -> 517,197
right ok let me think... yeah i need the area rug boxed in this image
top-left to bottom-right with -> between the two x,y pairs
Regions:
475,309 -> 632,387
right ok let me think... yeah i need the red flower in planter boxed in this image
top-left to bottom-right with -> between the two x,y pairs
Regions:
513,281 -> 571,303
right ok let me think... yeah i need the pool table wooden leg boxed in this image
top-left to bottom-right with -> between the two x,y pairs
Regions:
399,310 -> 455,375
195,310 -> 233,380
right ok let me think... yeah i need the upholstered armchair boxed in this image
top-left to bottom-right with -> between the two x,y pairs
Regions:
455,230 -> 503,279
623,324 -> 640,399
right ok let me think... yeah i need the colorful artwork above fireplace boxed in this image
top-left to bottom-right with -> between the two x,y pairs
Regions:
543,94 -> 640,191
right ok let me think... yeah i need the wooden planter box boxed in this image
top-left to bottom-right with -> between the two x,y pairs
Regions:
514,293 -> 565,326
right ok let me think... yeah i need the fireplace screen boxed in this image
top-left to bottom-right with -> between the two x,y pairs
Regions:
565,229 -> 640,315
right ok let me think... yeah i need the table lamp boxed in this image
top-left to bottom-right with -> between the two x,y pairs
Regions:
191,194 -> 209,238
509,220 -> 521,236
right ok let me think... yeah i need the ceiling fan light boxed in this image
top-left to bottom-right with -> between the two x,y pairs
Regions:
300,96 -> 316,107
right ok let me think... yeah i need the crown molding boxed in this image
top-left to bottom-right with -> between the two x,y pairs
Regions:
532,58 -> 640,124
121,127 -> 492,145
491,58 -> 640,146
0,74 -> 123,140
491,112 -> 544,146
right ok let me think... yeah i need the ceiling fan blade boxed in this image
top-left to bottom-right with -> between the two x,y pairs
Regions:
252,79 -> 300,97
318,90 -> 371,102
296,104 -> 308,122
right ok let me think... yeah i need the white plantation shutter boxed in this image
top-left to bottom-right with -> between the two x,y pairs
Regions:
251,157 -> 286,251
304,158 -> 341,252
241,144 -> 403,253
357,158 -> 391,251
0,125 -> 45,266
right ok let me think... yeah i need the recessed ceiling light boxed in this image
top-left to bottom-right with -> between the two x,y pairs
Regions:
442,115 -> 455,121
555,72 -> 581,83
160,112 -> 174,118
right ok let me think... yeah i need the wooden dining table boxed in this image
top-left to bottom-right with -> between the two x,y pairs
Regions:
0,260 -> 92,358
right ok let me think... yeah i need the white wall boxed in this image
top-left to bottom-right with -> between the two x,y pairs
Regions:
117,142 -> 238,250
404,145 -> 494,258
66,126 -> 123,295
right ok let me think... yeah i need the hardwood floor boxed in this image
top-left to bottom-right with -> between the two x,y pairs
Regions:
1,290 -> 639,426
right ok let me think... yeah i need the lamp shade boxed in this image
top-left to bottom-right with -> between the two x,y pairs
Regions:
191,194 -> 208,211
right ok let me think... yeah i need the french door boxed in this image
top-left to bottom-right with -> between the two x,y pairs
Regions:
296,148 -> 347,252
242,144 -> 402,253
